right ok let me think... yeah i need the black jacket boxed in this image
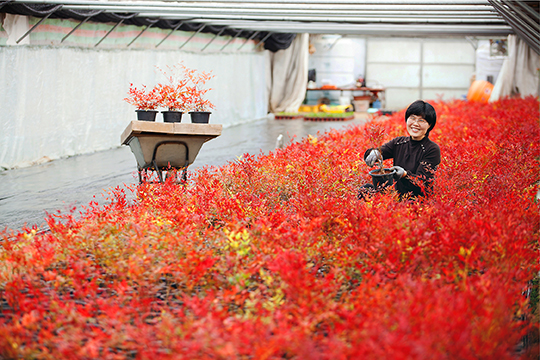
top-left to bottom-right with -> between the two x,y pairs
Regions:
365,136 -> 441,197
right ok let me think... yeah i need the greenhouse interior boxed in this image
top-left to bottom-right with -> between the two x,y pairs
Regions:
0,0 -> 539,359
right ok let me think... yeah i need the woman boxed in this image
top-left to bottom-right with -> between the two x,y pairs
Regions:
363,100 -> 441,198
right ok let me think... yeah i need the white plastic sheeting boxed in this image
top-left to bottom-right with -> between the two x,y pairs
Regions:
490,34 -> 540,101
1,14 -> 30,45
266,33 -> 309,113
0,46 -> 269,169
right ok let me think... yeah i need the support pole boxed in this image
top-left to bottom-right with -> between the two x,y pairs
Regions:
504,0 -> 540,33
328,35 -> 343,50
237,30 -> 259,51
254,32 -> 272,47
61,15 -> 93,43
156,21 -> 184,48
128,20 -> 158,47
220,29 -> 242,51
201,27 -> 226,52
95,19 -> 124,47
179,24 -> 206,50
201,27 -> 227,52
465,36 -> 478,50
489,0 -> 540,52
16,12 -> 55,44
515,0 -> 540,22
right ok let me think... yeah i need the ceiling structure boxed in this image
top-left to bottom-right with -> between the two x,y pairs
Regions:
0,0 -> 538,53
487,0 -> 539,54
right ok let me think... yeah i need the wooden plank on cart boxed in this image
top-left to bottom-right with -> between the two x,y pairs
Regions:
121,120 -> 222,145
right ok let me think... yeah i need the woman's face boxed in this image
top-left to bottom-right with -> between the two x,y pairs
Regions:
406,115 -> 429,140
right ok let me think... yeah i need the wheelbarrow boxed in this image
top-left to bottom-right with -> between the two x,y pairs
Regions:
121,121 -> 222,183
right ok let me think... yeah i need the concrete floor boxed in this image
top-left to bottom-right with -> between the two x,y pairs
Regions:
0,114 -> 369,231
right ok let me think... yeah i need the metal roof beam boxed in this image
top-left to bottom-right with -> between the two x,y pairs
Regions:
13,0 -> 492,5
52,3 -> 497,13
13,1 -> 503,27
489,1 -> 539,36
503,1 -> 540,32
6,0 -> 515,39
515,0 -> 540,22
488,0 -> 540,54
197,20 -> 512,36
64,7 -> 501,18
164,0 -> 491,3
13,0 -> 495,12
137,13 -> 505,24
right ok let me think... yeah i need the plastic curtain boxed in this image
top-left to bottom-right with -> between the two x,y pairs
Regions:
490,34 -> 540,101
267,33 -> 309,113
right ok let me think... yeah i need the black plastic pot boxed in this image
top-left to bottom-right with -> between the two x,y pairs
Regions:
190,111 -> 211,124
162,111 -> 183,123
136,110 -> 158,121
369,168 -> 396,190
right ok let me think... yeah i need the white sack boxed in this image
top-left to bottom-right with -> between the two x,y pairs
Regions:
475,42 -> 504,84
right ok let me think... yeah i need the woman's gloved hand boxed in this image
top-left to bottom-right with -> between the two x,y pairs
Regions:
390,166 -> 406,179
365,149 -> 382,167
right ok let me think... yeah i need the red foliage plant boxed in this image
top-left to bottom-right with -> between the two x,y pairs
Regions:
124,63 -> 215,113
123,83 -> 161,111
1,97 -> 539,359
366,121 -> 386,171
157,61 -> 216,112
182,65 -> 215,112
155,63 -> 190,112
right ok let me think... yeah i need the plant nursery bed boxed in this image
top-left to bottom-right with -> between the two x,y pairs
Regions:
1,97 -> 538,359
274,112 -> 304,120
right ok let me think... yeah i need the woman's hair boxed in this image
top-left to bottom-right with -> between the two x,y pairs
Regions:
405,100 -> 437,135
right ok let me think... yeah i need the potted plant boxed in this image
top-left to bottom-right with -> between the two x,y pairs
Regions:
369,167 -> 396,189
186,87 -> 215,123
156,83 -> 187,123
124,83 -> 160,121
183,67 -> 215,124
155,64 -> 189,123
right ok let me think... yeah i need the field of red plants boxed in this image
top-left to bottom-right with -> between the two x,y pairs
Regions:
1,97 -> 539,359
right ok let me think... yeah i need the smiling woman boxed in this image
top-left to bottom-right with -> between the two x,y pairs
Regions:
363,100 -> 441,198
406,114 -> 430,141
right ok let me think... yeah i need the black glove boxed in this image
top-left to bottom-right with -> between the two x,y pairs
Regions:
365,149 -> 382,167
390,166 -> 405,180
